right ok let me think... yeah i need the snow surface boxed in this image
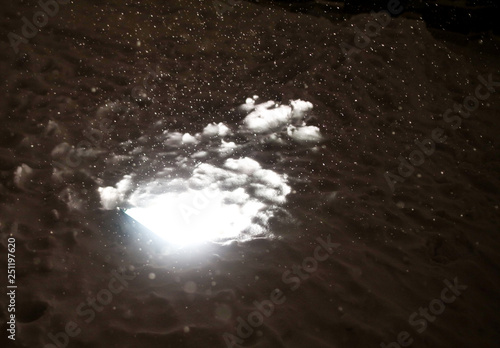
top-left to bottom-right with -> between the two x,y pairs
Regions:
2,1 -> 500,348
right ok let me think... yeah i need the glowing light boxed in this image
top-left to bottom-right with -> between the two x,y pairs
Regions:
124,188 -> 266,246
105,158 -> 291,247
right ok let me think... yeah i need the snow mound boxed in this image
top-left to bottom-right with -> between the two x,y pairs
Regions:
97,97 -> 321,244
243,102 -> 292,133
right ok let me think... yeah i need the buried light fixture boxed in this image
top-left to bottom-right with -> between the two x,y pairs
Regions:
122,186 -> 266,246
112,159 -> 292,247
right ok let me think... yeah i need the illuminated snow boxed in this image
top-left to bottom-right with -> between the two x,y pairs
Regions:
98,98 -> 321,246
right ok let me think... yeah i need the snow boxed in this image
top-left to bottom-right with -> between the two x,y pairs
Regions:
291,99 -> 314,122
217,140 -> 237,156
202,122 -> 231,138
95,96 -> 320,244
287,125 -> 323,144
223,157 -> 262,175
163,132 -> 184,147
121,156 -> 289,244
14,164 -> 33,190
243,103 -> 292,133
241,99 -> 319,138
98,175 -> 133,210
6,0 -> 500,347
181,133 -> 198,145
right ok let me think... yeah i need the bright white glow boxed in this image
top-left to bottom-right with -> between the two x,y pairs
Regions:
124,188 -> 265,246
97,97 -> 321,247
119,158 -> 290,246
120,159 -> 290,246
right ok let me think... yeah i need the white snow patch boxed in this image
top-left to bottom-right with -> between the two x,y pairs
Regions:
45,120 -> 60,136
51,142 -> 72,159
291,99 -> 314,122
98,175 -> 133,210
202,122 -> 231,138
108,155 -> 290,245
224,157 -> 261,175
287,125 -> 323,144
164,132 -> 183,147
243,104 -> 291,133
182,133 -> 198,145
218,140 -> 237,156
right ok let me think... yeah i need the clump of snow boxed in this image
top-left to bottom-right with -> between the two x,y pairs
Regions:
240,95 -> 260,111
164,132 -> 184,147
224,187 -> 249,205
182,133 -> 198,145
241,99 -> 320,142
98,187 -> 124,210
287,125 -> 323,144
98,175 -> 133,210
252,184 -> 287,204
202,122 -> 231,138
253,169 -> 285,188
291,100 -> 314,122
243,103 -> 292,133
116,175 -> 133,192
51,142 -> 72,159
224,157 -> 261,175
14,164 -> 33,190
188,163 -> 233,189
58,187 -> 84,211
254,100 -> 276,111
218,141 -> 237,156
45,120 -> 60,136
191,151 -> 208,159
